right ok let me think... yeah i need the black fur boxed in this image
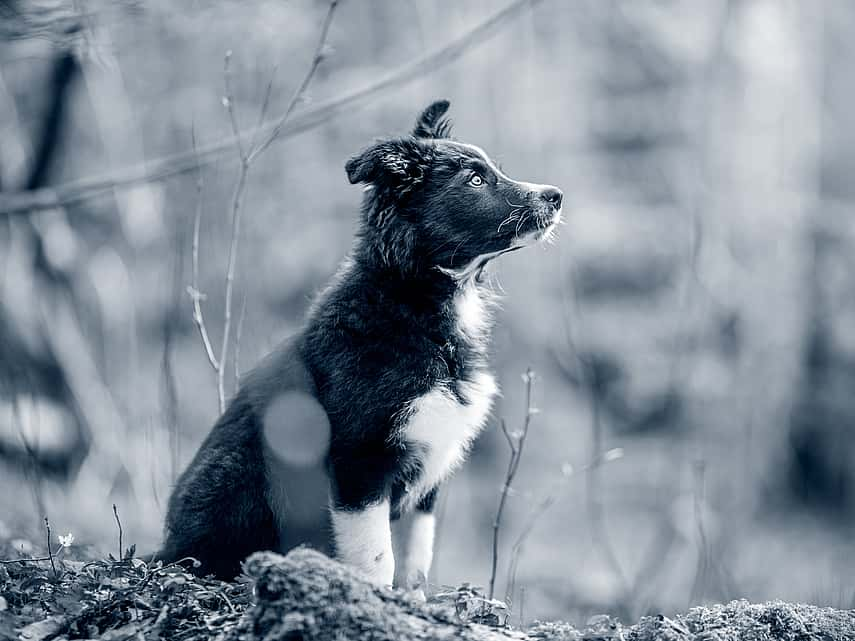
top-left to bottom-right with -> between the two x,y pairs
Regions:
160,100 -> 562,578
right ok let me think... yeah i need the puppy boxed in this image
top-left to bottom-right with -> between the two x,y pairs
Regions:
160,100 -> 563,588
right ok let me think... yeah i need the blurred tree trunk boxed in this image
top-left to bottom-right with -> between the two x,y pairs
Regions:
786,1 -> 855,516
0,42 -> 91,483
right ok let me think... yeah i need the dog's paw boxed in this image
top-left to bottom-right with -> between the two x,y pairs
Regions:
402,569 -> 428,601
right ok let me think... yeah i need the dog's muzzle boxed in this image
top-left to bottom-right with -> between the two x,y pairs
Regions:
532,185 -> 563,234
540,186 -> 563,211
505,182 -> 564,246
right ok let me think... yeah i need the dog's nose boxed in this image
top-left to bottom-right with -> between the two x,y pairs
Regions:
540,187 -> 563,210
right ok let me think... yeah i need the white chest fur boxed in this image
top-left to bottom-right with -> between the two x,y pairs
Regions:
401,370 -> 498,510
454,279 -> 491,340
397,281 -> 499,510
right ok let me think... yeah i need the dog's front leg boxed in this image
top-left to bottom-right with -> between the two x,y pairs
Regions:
330,465 -> 394,586
391,487 -> 438,592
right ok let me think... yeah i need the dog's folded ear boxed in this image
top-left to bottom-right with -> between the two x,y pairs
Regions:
345,139 -> 431,190
413,100 -> 451,139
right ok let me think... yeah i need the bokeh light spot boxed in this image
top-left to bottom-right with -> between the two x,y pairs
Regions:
262,390 -> 330,467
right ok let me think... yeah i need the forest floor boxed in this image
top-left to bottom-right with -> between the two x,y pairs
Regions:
1,535 -> 853,641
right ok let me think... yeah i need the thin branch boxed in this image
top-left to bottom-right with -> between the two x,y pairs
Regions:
248,0 -> 339,164
249,64 -> 280,152
234,293 -> 247,385
44,517 -> 57,577
489,422 -> 517,601
217,164 -> 247,413
488,368 -> 535,601
0,0 -> 544,216
504,448 -> 622,608
222,51 -> 246,163
112,503 -> 124,560
187,125 -> 220,374
0,555 -> 53,565
499,418 -> 516,453
505,490 -> 558,606
216,46 -> 252,413
215,0 -> 340,413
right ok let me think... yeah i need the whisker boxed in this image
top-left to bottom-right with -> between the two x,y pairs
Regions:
428,233 -> 471,258
515,211 -> 530,236
497,214 -> 518,233
448,237 -> 470,265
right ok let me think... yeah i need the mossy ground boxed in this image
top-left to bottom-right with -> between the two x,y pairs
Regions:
1,542 -> 852,641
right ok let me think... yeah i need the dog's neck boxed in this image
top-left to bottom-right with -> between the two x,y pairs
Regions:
354,246 -> 458,303
353,237 -> 501,302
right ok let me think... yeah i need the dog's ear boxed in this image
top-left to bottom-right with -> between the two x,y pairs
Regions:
413,100 -> 451,139
345,139 -> 430,189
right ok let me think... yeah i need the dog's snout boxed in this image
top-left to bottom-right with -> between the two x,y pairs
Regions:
540,187 -> 563,210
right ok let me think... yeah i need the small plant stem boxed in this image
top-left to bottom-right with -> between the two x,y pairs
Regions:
113,503 -> 124,560
44,517 -> 57,577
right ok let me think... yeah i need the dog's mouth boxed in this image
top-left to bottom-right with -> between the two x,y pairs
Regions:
509,206 -> 562,247
447,207 -> 561,283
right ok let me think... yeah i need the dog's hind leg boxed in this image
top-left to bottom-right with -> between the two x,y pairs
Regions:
160,401 -> 278,578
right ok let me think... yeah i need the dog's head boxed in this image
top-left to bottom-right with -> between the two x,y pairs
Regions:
346,100 -> 563,277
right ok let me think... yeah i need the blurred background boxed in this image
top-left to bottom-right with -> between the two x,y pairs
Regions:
1,0 -> 854,624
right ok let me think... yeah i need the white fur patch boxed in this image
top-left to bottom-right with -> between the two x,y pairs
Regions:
331,500 -> 394,586
400,370 -> 498,512
406,512 -> 436,584
391,511 -> 436,589
454,281 -> 491,339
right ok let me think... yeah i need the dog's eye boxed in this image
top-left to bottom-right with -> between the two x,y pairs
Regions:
468,174 -> 484,187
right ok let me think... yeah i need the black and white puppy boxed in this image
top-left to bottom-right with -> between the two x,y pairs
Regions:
160,100 -> 562,588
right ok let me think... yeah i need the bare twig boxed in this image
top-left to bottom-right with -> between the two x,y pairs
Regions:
0,556 -> 54,565
504,452 -> 620,607
218,52 -> 250,413
0,0 -> 544,216
235,293 -> 247,385
488,368 -> 535,601
112,503 -> 124,560
249,64 -> 280,152
222,51 -> 246,163
505,490 -> 559,606
212,0 -> 339,413
187,125 -> 220,375
44,517 -> 57,577
248,0 -> 339,164
217,170 -> 245,411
